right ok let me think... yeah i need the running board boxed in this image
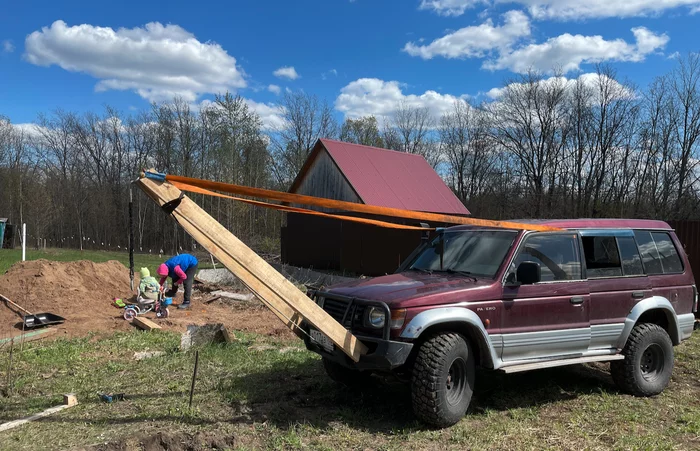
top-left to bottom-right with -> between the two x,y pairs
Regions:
500,354 -> 624,373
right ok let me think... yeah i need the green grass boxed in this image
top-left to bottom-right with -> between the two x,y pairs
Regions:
0,330 -> 699,450
0,248 -> 212,274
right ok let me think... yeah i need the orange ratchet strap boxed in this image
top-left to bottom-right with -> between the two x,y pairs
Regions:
149,172 -> 561,232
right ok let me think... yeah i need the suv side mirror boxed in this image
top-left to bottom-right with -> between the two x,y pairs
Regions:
517,261 -> 541,285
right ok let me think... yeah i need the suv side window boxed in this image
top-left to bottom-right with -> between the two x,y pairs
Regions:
582,236 -> 622,278
617,236 -> 644,276
514,234 -> 582,282
651,232 -> 684,273
634,231 -> 663,274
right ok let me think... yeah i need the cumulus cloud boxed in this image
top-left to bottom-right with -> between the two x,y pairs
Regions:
273,66 -> 300,80
504,0 -> 700,20
484,27 -> 669,73
485,72 -> 635,104
335,78 -> 468,122
403,10 -> 530,59
268,84 -> 281,95
24,20 -> 246,102
418,0 -> 487,16
245,99 -> 286,130
2,40 -> 14,53
12,123 -> 47,141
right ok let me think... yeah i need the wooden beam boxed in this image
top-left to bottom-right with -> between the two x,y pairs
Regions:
0,394 -> 78,433
137,176 -> 368,361
0,328 -> 57,346
132,317 -> 162,331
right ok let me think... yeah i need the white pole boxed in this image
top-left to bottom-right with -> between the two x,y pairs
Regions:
22,223 -> 26,262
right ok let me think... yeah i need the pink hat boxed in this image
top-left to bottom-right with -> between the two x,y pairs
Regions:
157,263 -> 169,277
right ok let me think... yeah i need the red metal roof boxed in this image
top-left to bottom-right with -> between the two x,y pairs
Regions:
290,139 -> 470,215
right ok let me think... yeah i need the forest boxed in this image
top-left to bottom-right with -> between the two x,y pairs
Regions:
1,56 -> 699,255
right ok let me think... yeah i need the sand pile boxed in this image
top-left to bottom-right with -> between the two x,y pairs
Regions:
0,259 -> 293,339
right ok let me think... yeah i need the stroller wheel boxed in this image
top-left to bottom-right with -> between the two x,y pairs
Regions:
123,307 -> 137,321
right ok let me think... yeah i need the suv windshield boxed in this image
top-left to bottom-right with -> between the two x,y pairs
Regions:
408,230 -> 518,278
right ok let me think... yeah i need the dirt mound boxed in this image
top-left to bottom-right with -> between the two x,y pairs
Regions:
76,431 -> 236,451
0,259 -> 294,339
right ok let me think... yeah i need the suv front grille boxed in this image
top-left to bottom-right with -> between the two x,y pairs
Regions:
318,296 -> 367,330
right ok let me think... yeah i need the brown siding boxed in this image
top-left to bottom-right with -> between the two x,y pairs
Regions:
668,220 -> 700,282
291,149 -> 361,211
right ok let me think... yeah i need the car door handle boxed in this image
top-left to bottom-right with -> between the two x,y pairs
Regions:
632,292 -> 645,299
570,296 -> 584,305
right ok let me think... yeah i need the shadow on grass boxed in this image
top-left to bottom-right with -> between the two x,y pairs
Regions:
218,357 -> 618,433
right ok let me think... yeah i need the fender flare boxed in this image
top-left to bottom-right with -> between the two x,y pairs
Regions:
400,307 -> 500,369
617,296 -> 680,348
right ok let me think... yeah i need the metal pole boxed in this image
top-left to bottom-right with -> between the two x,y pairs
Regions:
129,187 -> 134,292
21,223 -> 26,262
188,350 -> 199,409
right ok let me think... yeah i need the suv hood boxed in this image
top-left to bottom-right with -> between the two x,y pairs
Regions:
322,271 -> 498,308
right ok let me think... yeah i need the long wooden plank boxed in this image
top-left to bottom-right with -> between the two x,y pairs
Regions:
137,176 -> 367,361
0,328 -> 57,346
0,394 -> 78,433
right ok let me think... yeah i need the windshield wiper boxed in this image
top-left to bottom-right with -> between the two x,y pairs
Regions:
443,269 -> 478,282
409,267 -> 433,275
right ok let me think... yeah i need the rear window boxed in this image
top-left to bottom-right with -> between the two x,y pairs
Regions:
617,236 -> 645,276
633,231 -> 683,274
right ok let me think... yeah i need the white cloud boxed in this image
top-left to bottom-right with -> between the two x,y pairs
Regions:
484,27 -> 669,73
245,99 -> 286,130
268,84 -> 281,95
335,78 -> 468,122
403,10 -> 530,59
418,0 -> 487,16
321,68 -> 338,80
668,51 -> 681,59
485,72 -> 635,103
12,123 -> 47,141
24,20 -> 246,103
273,66 -> 300,80
2,40 -> 14,53
504,0 -> 700,20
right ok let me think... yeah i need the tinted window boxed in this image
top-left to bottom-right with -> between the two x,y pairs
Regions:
582,236 -> 622,278
514,234 -> 582,282
617,236 -> 644,276
651,232 -> 683,273
634,231 -> 663,274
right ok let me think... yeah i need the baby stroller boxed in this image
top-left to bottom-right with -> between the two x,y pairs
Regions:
123,282 -> 172,321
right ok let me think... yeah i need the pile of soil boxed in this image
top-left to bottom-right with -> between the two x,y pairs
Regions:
0,259 -> 294,339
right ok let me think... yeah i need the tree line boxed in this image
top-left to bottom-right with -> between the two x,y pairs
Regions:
1,55 -> 699,256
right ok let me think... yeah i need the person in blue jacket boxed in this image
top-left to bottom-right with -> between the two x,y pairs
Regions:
157,253 -> 199,309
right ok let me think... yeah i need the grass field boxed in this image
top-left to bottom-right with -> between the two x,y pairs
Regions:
0,248 -> 210,274
0,329 -> 698,450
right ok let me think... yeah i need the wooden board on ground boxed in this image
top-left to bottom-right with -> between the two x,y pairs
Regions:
0,394 -> 78,433
132,317 -> 162,331
137,175 -> 368,362
0,328 -> 57,346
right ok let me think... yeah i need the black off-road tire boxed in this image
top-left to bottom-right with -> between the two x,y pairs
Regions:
611,323 -> 674,397
322,358 -> 373,388
411,333 -> 475,427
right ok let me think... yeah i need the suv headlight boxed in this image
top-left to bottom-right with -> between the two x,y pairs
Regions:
365,307 -> 386,328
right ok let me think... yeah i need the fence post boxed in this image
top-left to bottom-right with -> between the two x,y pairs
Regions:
21,223 -> 26,262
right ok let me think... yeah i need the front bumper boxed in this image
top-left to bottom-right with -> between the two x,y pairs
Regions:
302,323 -> 413,371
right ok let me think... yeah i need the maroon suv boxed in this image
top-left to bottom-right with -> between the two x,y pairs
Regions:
304,219 -> 699,427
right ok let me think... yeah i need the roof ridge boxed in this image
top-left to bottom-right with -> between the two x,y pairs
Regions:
320,138 -> 425,158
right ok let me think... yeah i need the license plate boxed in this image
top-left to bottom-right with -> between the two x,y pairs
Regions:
310,328 -> 334,353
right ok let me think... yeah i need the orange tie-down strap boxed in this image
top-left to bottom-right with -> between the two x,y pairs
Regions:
156,172 -> 561,232
171,181 -> 433,231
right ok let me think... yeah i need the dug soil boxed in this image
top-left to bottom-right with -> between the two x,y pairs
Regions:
0,259 -> 293,339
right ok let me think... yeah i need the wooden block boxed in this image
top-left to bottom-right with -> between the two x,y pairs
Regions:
0,328 -> 57,346
137,177 -> 368,361
63,393 -> 78,406
132,317 -> 162,331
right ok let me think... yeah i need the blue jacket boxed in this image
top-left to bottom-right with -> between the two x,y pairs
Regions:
164,254 -> 198,279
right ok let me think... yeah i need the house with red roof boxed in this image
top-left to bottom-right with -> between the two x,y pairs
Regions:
281,138 -> 469,276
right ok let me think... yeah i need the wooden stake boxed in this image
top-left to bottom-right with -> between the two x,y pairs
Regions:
137,176 -> 367,362
189,350 -> 199,409
0,394 -> 78,432
132,317 -> 162,331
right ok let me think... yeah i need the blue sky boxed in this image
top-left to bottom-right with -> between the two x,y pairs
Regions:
1,0 -> 698,128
